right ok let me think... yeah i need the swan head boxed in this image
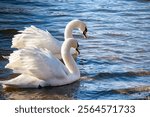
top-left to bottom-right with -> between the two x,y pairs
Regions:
76,20 -> 88,38
65,19 -> 88,39
70,39 -> 80,55
63,39 -> 80,55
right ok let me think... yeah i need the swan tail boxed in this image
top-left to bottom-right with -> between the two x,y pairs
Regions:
5,50 -> 24,73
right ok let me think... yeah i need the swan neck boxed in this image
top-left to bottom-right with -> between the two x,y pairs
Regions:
64,20 -> 81,39
64,24 -> 73,39
61,44 -> 80,76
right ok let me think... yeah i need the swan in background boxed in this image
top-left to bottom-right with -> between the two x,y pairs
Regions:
12,19 -> 87,59
0,39 -> 80,88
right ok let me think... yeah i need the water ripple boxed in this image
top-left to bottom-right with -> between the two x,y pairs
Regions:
0,0 -> 150,99
93,71 -> 150,79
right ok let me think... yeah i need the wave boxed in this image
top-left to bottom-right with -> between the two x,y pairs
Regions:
93,71 -> 150,79
80,85 -> 150,100
114,85 -> 150,94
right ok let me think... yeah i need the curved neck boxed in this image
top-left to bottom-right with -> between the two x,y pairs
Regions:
61,43 -> 80,78
64,24 -> 73,39
64,20 -> 81,40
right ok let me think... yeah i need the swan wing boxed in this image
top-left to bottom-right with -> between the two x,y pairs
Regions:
6,48 -> 69,82
12,26 -> 61,57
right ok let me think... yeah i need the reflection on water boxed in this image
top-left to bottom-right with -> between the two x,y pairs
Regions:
0,0 -> 150,99
0,81 -> 80,100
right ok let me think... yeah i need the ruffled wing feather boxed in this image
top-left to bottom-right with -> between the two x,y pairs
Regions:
12,26 -> 62,57
6,48 -> 69,82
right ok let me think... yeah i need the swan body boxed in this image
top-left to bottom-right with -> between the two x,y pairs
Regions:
12,20 -> 87,59
0,39 -> 80,88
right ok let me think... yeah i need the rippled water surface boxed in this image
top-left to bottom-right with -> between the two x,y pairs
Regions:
0,0 -> 150,100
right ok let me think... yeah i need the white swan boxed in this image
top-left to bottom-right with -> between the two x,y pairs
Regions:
12,19 -> 87,59
0,39 -> 80,88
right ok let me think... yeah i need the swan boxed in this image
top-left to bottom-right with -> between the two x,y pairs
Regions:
11,19 -> 87,59
0,39 -> 80,88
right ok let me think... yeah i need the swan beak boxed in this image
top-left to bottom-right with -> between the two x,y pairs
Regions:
76,48 -> 80,55
83,27 -> 88,38
83,31 -> 87,38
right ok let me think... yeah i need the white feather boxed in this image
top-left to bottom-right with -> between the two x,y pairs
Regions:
2,47 -> 73,88
12,26 -> 62,58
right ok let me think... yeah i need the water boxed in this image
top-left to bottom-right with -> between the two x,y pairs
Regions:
0,0 -> 150,100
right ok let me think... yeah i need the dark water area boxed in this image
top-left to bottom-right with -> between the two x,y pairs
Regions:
0,0 -> 150,100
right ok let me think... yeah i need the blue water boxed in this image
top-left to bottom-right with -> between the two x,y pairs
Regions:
0,0 -> 150,99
